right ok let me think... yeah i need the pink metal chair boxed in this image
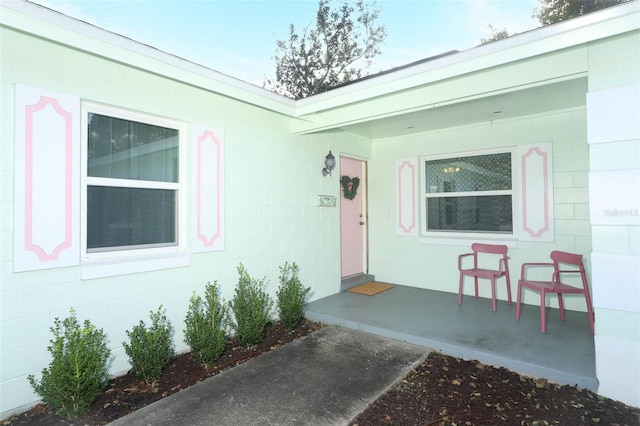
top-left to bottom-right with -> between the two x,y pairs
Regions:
516,250 -> 595,334
458,243 -> 512,311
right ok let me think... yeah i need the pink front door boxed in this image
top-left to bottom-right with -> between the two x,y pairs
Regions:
340,157 -> 365,277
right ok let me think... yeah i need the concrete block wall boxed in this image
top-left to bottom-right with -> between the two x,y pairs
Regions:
0,24 -> 369,418
368,105 -> 592,310
586,31 -> 640,408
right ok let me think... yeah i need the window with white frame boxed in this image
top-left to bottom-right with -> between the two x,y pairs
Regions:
422,150 -> 514,236
82,104 -> 185,257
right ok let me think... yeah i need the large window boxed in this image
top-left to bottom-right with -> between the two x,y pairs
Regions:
83,105 -> 184,255
423,150 -> 514,236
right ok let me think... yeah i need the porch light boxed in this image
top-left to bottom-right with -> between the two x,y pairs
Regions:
322,150 -> 336,176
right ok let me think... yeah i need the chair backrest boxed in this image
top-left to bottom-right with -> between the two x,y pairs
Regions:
471,243 -> 508,256
550,250 -> 588,288
550,250 -> 584,269
470,243 -> 509,271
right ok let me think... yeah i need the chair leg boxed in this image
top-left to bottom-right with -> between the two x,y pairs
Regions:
583,289 -> 595,334
491,278 -> 497,312
558,294 -> 566,321
515,284 -> 523,320
474,277 -> 479,298
505,276 -> 512,305
540,291 -> 547,333
458,274 -> 464,305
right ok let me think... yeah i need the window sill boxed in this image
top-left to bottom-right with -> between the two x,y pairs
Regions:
420,236 -> 518,248
81,251 -> 190,280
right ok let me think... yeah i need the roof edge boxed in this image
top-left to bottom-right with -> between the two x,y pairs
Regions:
294,0 -> 640,114
1,0 -> 297,115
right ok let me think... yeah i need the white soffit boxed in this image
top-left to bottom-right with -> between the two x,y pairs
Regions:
334,77 -> 588,140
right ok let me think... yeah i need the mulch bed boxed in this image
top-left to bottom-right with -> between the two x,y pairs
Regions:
3,319 -> 639,425
2,319 -> 323,425
350,351 -> 639,425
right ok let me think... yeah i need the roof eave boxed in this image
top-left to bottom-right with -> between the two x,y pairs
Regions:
1,0 -> 297,115
294,1 -> 640,115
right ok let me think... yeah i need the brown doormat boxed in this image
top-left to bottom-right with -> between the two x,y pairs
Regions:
347,282 -> 394,296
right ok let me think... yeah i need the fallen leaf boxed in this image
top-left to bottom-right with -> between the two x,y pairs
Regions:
535,378 -> 548,389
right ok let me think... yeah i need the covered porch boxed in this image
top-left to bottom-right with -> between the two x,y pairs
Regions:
305,282 -> 596,391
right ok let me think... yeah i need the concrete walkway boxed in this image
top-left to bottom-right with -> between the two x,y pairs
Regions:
108,326 -> 428,426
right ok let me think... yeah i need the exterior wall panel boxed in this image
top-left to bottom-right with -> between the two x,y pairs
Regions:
0,25 -> 369,417
369,106 -> 590,310
587,32 -> 640,407
1,1 -> 639,417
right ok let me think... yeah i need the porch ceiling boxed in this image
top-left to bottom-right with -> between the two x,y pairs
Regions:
336,77 -> 588,140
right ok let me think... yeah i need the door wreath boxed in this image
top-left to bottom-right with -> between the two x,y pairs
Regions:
340,175 -> 360,200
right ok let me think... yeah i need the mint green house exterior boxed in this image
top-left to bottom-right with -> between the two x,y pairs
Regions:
1,0 -> 638,417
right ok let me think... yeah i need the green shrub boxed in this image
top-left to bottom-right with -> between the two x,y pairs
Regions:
277,262 -> 311,331
184,281 -> 229,366
28,309 -> 111,420
229,263 -> 273,346
122,306 -> 175,385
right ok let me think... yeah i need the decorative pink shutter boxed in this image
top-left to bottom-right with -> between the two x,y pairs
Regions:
191,125 -> 224,252
396,158 -> 418,236
517,143 -> 554,242
14,85 -> 80,271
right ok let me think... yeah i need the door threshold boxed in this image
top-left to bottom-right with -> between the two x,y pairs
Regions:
340,273 -> 375,291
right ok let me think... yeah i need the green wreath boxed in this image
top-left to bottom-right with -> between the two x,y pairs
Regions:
340,175 -> 360,200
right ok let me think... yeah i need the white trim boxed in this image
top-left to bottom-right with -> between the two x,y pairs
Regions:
86,178 -> 180,190
80,102 -> 188,271
420,148 -> 516,238
81,252 -> 190,280
420,237 -> 517,248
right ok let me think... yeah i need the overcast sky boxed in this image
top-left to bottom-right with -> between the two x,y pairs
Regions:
27,0 -> 541,86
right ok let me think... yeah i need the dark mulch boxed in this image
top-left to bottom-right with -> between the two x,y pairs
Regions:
4,320 -> 639,426
3,319 -> 323,425
350,351 -> 639,426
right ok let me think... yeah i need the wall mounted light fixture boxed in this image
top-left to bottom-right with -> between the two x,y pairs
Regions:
322,150 -> 336,176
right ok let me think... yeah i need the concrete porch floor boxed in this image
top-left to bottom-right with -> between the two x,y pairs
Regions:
305,283 -> 597,391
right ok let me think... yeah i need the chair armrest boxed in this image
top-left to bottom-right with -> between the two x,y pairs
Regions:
498,257 -> 510,273
553,268 -> 582,282
519,262 -> 553,280
458,253 -> 474,270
